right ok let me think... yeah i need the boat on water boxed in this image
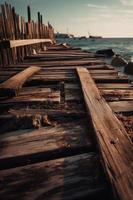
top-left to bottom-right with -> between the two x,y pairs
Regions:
89,35 -> 102,39
79,36 -> 87,40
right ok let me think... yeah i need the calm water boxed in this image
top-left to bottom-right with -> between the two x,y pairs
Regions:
56,37 -> 133,80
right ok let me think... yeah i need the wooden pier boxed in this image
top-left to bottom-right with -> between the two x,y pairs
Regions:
0,3 -> 133,200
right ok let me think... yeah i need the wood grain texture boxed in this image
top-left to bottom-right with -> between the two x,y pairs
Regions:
0,153 -> 111,200
109,101 -> 133,113
0,122 -> 92,167
0,66 -> 41,97
77,67 -> 133,200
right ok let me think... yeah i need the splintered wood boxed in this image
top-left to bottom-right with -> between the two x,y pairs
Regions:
77,67 -> 133,200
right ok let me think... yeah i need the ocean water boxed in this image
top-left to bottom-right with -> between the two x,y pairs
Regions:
56,37 -> 133,80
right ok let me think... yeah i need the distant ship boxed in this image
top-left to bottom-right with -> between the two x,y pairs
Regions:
88,31 -> 102,40
55,32 -> 74,39
89,35 -> 102,39
79,36 -> 87,40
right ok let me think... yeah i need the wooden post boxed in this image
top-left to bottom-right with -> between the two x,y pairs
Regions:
27,6 -> 31,23
77,67 -> 133,200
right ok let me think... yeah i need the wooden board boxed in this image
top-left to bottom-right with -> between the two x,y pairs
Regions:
109,101 -> 133,113
0,122 -> 92,168
0,39 -> 52,48
0,153 -> 111,200
77,67 -> 133,200
22,59 -> 105,67
98,83 -> 133,90
0,108 -> 86,134
0,91 -> 60,105
0,66 -> 41,97
101,89 -> 133,101
4,64 -> 112,70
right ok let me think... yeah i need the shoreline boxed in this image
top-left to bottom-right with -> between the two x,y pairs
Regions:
56,38 -> 133,81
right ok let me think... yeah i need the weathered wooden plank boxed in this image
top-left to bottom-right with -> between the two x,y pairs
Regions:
19,87 -> 52,95
27,74 -> 128,84
95,76 -> 129,83
0,66 -> 41,97
26,53 -> 93,58
101,89 -> 133,101
0,39 -> 53,48
25,55 -> 96,62
0,91 -> 60,104
109,101 -> 133,113
3,64 -> 112,70
77,67 -> 133,200
0,122 -> 92,168
38,70 -> 118,76
0,69 -> 118,79
22,59 -> 105,67
0,153 -> 111,200
98,83 -> 133,90
39,50 -> 91,55
0,108 -> 86,133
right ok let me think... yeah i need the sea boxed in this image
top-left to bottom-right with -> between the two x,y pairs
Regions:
56,37 -> 133,80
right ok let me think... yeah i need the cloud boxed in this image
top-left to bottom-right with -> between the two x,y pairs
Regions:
119,0 -> 133,6
87,3 -> 107,9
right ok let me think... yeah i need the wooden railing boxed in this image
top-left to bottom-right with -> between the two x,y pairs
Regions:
0,2 -> 55,66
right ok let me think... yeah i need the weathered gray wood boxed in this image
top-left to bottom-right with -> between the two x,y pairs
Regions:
77,67 -> 133,200
0,153 -> 110,200
0,66 -> 41,97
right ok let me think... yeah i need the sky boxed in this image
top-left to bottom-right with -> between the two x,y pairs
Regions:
1,0 -> 133,37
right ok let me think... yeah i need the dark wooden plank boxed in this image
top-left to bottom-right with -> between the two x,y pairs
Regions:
27,74 -> 128,84
0,153 -> 111,200
77,67 -> 133,200
0,108 -> 86,133
3,64 -> 112,70
95,76 -> 129,83
0,122 -> 93,168
38,69 -> 118,76
0,66 -> 41,97
22,59 -> 105,67
0,91 -> 60,104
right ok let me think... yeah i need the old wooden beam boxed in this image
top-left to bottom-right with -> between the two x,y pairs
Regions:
77,67 -> 133,200
0,153 -> 110,199
0,39 -> 53,49
0,122 -> 92,169
0,66 -> 41,96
